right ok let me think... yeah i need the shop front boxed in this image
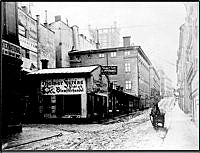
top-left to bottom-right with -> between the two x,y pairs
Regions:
40,78 -> 87,119
27,65 -> 109,122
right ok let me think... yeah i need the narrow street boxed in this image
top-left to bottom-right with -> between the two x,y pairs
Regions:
3,97 -> 177,150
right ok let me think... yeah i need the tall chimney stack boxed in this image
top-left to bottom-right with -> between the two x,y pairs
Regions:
44,10 -> 48,27
123,36 -> 131,47
55,15 -> 61,22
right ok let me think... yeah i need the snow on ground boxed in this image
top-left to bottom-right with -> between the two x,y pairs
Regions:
161,101 -> 199,150
3,97 -> 198,150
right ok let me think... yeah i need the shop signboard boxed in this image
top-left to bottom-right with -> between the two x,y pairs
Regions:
18,8 -> 37,52
18,8 -> 37,42
2,40 -> 21,59
19,35 -> 37,52
41,78 -> 86,95
101,66 -> 117,75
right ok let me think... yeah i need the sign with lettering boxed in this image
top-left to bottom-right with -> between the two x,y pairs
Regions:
19,35 -> 37,52
41,78 -> 86,95
2,40 -> 21,59
101,66 -> 117,75
18,8 -> 37,41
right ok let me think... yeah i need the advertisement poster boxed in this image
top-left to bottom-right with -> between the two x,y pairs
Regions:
41,78 -> 86,95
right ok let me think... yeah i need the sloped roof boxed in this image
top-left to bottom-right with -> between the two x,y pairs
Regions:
28,65 -> 99,75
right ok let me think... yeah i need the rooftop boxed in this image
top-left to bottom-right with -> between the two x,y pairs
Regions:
28,65 -> 99,75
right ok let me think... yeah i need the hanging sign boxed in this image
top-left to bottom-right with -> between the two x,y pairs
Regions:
41,78 -> 86,95
2,40 -> 21,59
101,66 -> 117,75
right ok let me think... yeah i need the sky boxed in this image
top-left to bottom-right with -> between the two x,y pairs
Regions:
19,2 -> 187,88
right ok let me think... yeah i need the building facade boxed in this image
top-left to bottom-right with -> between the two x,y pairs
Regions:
2,2 -> 23,137
176,2 -> 199,126
18,6 -> 38,71
149,66 -> 160,98
69,37 -> 152,108
49,15 -> 96,68
36,16 -> 56,69
27,65 -> 109,121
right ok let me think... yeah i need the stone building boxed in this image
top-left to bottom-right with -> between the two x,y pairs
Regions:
36,15 -> 56,69
69,36 -> 152,108
18,6 -> 38,71
18,6 -> 56,71
49,15 -> 96,68
176,2 -> 199,126
2,2 -> 23,137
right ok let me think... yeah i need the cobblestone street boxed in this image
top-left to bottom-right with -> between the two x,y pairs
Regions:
3,99 -> 170,150
4,97 -> 197,150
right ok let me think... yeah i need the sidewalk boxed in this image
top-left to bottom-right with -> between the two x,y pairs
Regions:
161,102 -> 199,150
2,126 -> 61,150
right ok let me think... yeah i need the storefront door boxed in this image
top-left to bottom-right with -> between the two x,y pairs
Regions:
56,95 -> 81,117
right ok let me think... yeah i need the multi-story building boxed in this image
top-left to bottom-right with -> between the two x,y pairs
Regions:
2,2 -> 23,137
149,66 -> 160,97
18,5 -> 56,71
18,6 -> 38,71
176,2 -> 199,126
36,15 -> 56,69
88,21 -> 120,49
69,37 -> 152,107
49,15 -> 96,68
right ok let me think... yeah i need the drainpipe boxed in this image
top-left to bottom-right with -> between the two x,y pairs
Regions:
36,15 -> 40,70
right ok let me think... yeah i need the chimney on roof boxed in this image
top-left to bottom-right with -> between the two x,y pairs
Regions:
123,36 -> 131,47
44,10 -> 48,28
55,15 -> 61,22
21,6 -> 28,14
41,59 -> 49,69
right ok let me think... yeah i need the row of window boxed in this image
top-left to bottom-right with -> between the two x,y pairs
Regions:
98,50 -> 130,58
112,80 -> 132,90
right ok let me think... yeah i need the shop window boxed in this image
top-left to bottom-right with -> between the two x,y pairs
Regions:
99,53 -> 105,58
125,63 -> 131,72
111,52 -> 116,57
125,81 -> 132,90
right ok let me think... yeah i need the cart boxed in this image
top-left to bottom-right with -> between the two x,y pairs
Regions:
150,112 -> 165,128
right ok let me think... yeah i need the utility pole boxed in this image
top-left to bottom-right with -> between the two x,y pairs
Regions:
36,15 -> 40,70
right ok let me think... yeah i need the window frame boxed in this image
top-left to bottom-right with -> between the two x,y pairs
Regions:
125,80 -> 132,90
111,52 -> 117,57
125,63 -> 131,72
124,50 -> 130,56
99,53 -> 105,58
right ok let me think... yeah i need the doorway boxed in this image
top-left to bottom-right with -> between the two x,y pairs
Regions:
56,95 -> 81,117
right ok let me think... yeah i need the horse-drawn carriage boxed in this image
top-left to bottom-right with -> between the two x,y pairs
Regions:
150,112 -> 165,128
150,102 -> 165,129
